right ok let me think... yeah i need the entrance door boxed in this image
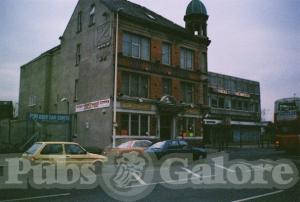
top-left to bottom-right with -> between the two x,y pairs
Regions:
160,115 -> 173,140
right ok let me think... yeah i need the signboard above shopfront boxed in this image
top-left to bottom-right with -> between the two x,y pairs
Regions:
213,89 -> 251,98
28,113 -> 70,123
75,99 -> 111,113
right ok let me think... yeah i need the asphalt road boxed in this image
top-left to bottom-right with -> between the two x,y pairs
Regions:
0,148 -> 299,202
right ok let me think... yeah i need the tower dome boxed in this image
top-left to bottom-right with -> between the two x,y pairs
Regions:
186,0 -> 207,16
184,0 -> 209,37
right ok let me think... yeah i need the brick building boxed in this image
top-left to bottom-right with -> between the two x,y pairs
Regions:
19,0 -> 211,150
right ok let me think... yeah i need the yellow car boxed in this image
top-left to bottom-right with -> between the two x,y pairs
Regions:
22,142 -> 107,165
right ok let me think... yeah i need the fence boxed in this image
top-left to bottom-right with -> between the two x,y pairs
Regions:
0,119 -> 70,153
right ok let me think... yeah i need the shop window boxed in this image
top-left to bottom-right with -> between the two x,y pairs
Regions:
178,117 -> 198,137
117,113 -> 157,136
121,113 -> 129,135
140,115 -> 149,135
131,114 -> 139,135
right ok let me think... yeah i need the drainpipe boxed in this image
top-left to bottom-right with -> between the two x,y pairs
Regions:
113,8 -> 123,148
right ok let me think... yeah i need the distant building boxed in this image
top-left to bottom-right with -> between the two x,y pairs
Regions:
0,101 -> 13,120
204,72 -> 262,144
19,0 -> 211,150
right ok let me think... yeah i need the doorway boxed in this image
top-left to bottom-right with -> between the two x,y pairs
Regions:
160,114 -> 173,140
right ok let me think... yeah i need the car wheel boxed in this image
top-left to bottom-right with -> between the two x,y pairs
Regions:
93,161 -> 102,175
193,154 -> 199,161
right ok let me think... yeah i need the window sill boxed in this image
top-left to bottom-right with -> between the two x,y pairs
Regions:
179,68 -> 195,72
121,55 -> 150,62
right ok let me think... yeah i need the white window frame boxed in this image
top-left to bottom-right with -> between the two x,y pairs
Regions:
180,48 -> 194,70
122,32 -> 150,61
122,113 -> 152,136
89,4 -> 96,25
28,95 -> 37,107
162,43 -> 171,65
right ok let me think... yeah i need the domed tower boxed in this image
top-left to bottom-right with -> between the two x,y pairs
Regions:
184,0 -> 208,37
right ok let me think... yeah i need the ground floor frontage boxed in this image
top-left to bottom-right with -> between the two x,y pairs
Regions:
203,119 -> 264,146
113,99 -> 205,146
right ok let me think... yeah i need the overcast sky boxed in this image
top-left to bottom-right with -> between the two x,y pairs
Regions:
0,0 -> 299,120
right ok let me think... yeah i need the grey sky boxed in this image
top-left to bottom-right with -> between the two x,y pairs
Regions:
0,0 -> 299,120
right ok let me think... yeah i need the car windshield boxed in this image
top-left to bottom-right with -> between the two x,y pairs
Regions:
25,143 -> 43,154
149,141 -> 165,149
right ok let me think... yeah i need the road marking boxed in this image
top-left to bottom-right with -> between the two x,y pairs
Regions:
231,190 -> 284,202
215,164 -> 235,173
0,193 -> 71,202
182,167 -> 201,178
239,162 -> 265,170
126,173 -> 216,188
132,172 -> 147,185
260,159 -> 276,164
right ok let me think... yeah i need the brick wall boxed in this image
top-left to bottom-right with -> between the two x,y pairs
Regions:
150,76 -> 162,100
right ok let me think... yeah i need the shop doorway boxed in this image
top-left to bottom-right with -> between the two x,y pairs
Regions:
160,114 -> 173,140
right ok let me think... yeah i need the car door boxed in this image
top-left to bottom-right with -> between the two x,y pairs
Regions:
165,140 -> 180,155
64,144 -> 88,165
37,143 -> 65,164
178,140 -> 193,158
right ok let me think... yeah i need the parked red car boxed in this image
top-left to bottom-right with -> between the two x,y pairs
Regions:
103,140 -> 153,155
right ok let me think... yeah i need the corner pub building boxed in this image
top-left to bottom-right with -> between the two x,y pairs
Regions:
18,0 -> 261,151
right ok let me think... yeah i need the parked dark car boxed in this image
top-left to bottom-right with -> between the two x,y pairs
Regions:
145,140 -> 207,160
